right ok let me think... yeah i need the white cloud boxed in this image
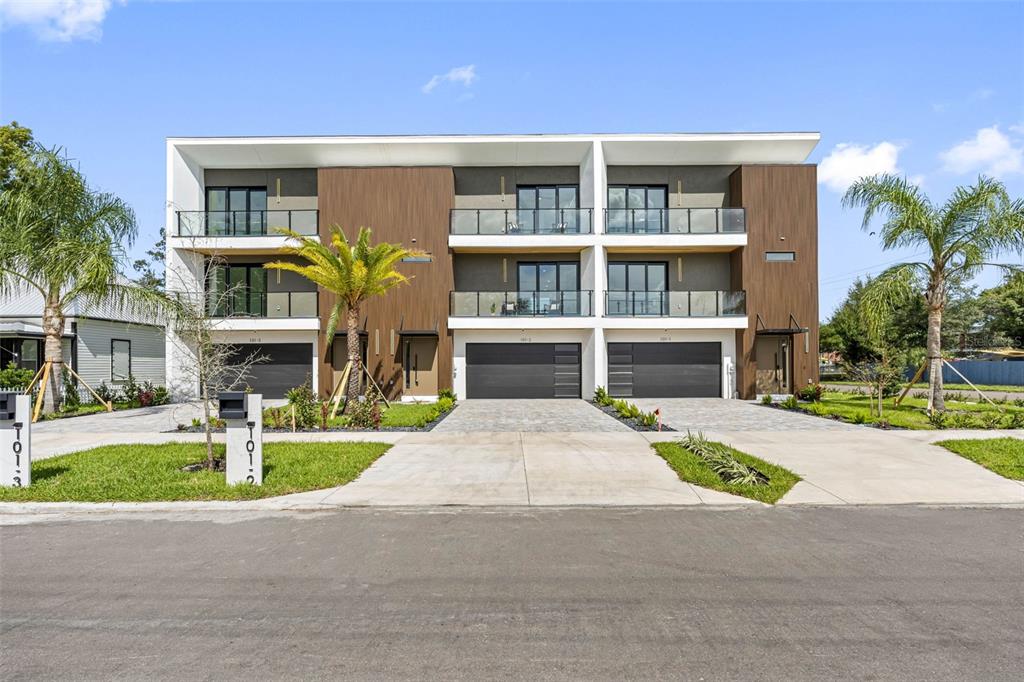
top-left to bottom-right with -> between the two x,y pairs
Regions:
0,0 -> 123,42
421,64 -> 477,94
818,141 -> 904,193
940,125 -> 1023,177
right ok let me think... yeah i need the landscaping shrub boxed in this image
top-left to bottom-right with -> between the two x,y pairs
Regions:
637,410 -> 658,429
760,394 -> 773,405
593,386 -> 614,406
780,395 -> 798,410
61,367 -> 81,410
1005,412 -> 1024,430
949,412 -> 978,430
269,407 -> 285,429
122,374 -> 142,405
94,381 -> 119,405
347,386 -> 382,430
945,391 -> 967,403
797,384 -> 824,402
438,387 -> 456,402
928,411 -> 949,429
0,362 -> 33,390
1014,398 -> 1024,409
437,396 -> 455,412
152,386 -> 170,406
678,431 -> 767,486
979,412 -> 1003,430
851,412 -> 868,424
285,380 -> 320,429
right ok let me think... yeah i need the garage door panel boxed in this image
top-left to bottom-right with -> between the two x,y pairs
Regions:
216,343 -> 312,399
608,342 -> 720,398
466,343 -> 580,399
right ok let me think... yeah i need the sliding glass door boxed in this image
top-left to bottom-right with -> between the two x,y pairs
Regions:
517,261 -> 580,315
607,261 -> 668,315
517,186 -> 579,234
607,185 -> 668,233
206,187 -> 268,235
207,263 -> 268,316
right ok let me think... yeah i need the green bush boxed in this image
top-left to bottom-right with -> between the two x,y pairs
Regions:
93,381 -> 119,405
438,387 -> 457,402
437,396 -> 455,412
851,412 -> 868,424
152,386 -> 169,406
347,386 -> 382,430
636,411 -> 658,428
979,412 -> 1003,430
285,380 -> 320,428
780,395 -> 798,410
760,394 -> 773,405
797,384 -> 824,402
593,386 -> 614,406
0,362 -> 34,390
928,411 -> 949,429
1005,412 -> 1024,429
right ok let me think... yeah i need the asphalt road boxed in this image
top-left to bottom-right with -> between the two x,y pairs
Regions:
2,507 -> 1022,681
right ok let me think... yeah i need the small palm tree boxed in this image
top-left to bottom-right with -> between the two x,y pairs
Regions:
843,175 -> 1024,412
264,226 -> 420,410
0,146 -> 164,413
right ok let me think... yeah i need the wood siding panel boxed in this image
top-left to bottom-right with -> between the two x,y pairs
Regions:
729,165 -> 819,398
316,167 -> 454,399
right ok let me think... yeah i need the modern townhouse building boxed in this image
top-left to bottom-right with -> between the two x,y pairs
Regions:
165,133 -> 819,402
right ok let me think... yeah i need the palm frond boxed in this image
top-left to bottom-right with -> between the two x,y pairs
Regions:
842,174 -> 935,250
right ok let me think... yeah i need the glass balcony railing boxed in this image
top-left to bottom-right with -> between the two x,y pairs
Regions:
604,208 -> 745,235
604,290 -> 746,317
450,290 -> 594,317
450,208 -> 593,235
206,291 -> 319,319
176,210 -> 319,237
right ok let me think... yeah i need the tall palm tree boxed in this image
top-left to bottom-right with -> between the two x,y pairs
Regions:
0,147 -> 165,413
843,175 -> 1024,412
264,226 -> 420,409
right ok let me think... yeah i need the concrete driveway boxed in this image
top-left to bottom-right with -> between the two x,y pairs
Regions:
434,399 -> 631,433
279,431 -> 756,507
633,397 -> 854,432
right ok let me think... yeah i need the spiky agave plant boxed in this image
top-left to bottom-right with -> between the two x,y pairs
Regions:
679,431 -> 768,486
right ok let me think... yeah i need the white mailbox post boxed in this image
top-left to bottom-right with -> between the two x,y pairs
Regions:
0,393 -> 31,488
220,392 -> 262,486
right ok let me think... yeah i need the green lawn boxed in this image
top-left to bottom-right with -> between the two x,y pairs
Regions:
823,380 -> 1024,395
42,402 -> 135,420
936,438 -> 1024,480
651,441 -> 800,504
791,391 -> 1024,430
0,441 -> 390,502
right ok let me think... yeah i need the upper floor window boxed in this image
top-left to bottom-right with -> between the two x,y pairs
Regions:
206,187 -> 267,236
516,185 -> 579,233
607,185 -> 667,233
765,251 -> 796,262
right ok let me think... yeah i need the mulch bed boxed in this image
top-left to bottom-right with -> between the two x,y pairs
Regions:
593,403 -> 677,432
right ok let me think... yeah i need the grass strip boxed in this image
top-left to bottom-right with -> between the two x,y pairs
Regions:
935,438 -> 1024,480
652,440 -> 800,504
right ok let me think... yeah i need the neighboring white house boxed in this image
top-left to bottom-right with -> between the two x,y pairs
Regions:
0,286 -> 166,392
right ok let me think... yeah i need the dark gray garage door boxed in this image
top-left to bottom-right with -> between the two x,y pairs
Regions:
466,343 -> 581,399
608,342 -> 721,398
216,343 -> 313,399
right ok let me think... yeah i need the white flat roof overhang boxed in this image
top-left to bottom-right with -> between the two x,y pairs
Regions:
168,132 -> 820,169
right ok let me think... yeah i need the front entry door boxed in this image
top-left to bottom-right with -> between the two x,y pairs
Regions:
755,336 -> 792,394
404,337 -> 439,397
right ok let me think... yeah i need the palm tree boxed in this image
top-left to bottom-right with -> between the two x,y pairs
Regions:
0,146 -> 163,413
843,175 -> 1024,412
264,226 -> 420,410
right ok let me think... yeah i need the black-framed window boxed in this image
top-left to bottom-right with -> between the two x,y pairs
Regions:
516,261 -> 581,315
607,185 -> 668,233
206,262 -> 268,316
765,251 -> 796,262
111,339 -> 131,382
516,185 -> 579,233
0,338 -> 41,372
206,187 -> 268,235
607,261 -> 668,315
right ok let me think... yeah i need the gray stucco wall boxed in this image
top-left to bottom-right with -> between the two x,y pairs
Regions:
75,319 -> 166,388
606,253 -> 732,291
454,254 -> 582,291
453,167 -> 580,208
204,169 -> 318,211
605,166 -> 735,208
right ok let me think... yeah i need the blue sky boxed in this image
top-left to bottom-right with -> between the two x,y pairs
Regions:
2,0 -> 1022,316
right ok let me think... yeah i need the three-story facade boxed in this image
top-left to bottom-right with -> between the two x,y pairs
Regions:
165,133 -> 819,401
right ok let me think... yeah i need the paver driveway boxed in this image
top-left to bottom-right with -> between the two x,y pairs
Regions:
633,398 -> 855,432
434,399 -> 631,433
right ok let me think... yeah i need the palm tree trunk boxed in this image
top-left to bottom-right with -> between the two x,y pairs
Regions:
926,305 -> 945,413
344,306 -> 360,413
41,299 -> 64,414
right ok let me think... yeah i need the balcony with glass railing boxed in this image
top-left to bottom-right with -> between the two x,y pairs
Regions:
604,208 -> 745,235
604,290 -> 746,317
450,290 -> 594,317
176,210 -> 319,237
450,208 -> 593,235
206,291 -> 319,318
